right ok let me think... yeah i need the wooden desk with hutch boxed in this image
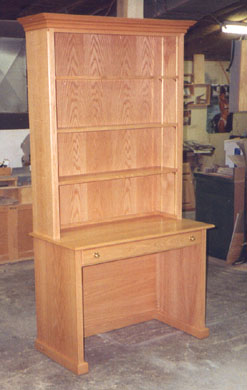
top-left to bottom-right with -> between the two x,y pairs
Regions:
19,13 -> 213,375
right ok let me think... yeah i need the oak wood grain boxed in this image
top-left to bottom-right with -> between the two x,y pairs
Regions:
56,79 -> 161,128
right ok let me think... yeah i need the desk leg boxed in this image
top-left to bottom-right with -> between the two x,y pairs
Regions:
33,238 -> 88,375
156,230 -> 209,339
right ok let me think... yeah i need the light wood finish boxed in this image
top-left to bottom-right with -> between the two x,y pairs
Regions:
0,184 -> 33,264
59,168 -> 176,185
0,167 -> 12,176
82,230 -> 202,266
59,176 -> 161,227
156,232 -> 209,339
34,239 -> 88,375
58,129 -> 162,177
0,204 -> 33,264
32,221 -> 211,374
57,122 -> 178,133
20,15 -> 190,233
18,13 -> 194,34
0,208 -> 9,262
0,185 -> 32,204
58,215 -> 208,250
0,176 -> 17,187
19,14 -> 213,375
24,28 -> 60,239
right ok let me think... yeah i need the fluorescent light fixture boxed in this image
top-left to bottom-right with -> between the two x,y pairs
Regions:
222,22 -> 247,34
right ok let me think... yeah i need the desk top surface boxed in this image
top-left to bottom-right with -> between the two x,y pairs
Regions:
33,215 -> 213,250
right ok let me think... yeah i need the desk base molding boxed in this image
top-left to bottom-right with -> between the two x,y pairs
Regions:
35,339 -> 89,375
155,313 -> 209,339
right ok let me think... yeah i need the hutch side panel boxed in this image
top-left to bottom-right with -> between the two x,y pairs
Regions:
25,29 -> 60,239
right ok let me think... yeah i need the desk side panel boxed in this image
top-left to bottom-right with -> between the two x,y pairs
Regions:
156,230 -> 209,339
34,238 -> 88,374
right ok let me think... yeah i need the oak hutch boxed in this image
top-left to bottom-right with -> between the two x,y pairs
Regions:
19,13 -> 212,375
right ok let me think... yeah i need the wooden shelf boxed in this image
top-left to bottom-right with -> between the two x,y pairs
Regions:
56,75 -> 178,81
184,83 -> 211,108
57,123 -> 178,133
0,176 -> 18,187
186,103 -> 209,108
59,166 -> 177,185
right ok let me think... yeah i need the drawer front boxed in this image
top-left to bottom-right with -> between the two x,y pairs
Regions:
82,231 -> 202,266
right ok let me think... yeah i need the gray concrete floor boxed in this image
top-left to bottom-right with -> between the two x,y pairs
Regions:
1,258 -> 247,390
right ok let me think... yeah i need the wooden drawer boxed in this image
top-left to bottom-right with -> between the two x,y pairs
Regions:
82,230 -> 202,266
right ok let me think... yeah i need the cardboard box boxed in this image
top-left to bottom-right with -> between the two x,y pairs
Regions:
224,139 -> 242,168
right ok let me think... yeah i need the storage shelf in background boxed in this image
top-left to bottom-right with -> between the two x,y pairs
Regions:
184,83 -> 211,108
59,166 -> 177,185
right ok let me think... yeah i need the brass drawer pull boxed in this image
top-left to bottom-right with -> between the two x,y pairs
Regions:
94,252 -> 100,259
190,235 -> 196,242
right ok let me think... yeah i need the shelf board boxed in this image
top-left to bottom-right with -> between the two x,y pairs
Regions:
56,75 -> 178,81
186,103 -> 209,108
59,166 -> 177,185
57,123 -> 178,133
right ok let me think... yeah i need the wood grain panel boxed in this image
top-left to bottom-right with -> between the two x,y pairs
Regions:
156,235 -> 209,338
83,254 -> 157,336
160,172 -> 176,216
85,176 -> 160,221
7,206 -> 18,261
34,239 -> 88,374
58,215 -> 212,251
59,176 -> 161,226
58,133 -> 87,177
163,36 -> 177,78
56,79 -> 161,128
55,33 -> 162,77
59,167 -> 171,185
82,231 -> 201,266
162,126 -> 176,169
59,183 -> 88,226
163,79 -> 177,123
25,29 -> 60,239
58,128 -> 161,177
0,208 -> 9,262
17,205 -> 33,258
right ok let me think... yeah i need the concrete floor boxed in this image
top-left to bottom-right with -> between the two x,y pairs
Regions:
1,258 -> 247,390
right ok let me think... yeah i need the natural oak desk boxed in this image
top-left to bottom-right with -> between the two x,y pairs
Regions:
32,215 -> 212,375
